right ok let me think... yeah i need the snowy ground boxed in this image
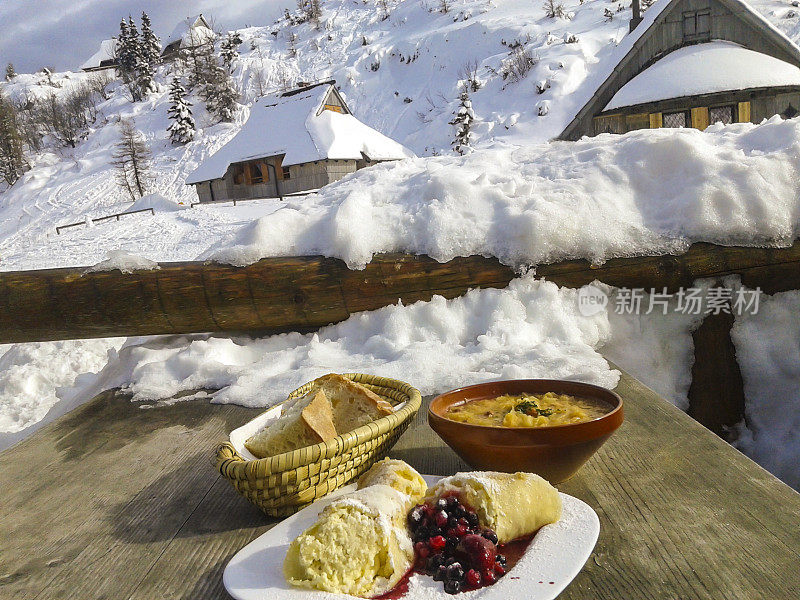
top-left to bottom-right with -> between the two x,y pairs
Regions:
2,0 -> 800,491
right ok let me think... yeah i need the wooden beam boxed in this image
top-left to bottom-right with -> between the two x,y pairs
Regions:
1,241 -> 799,344
687,311 -> 747,438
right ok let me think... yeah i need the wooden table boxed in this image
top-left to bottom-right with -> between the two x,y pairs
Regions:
1,372 -> 799,599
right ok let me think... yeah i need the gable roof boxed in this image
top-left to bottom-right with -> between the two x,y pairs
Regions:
558,0 -> 800,139
186,84 -> 415,184
80,38 -> 117,70
165,14 -> 212,46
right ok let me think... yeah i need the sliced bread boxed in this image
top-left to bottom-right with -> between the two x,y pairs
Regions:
245,388 -> 337,459
311,374 -> 394,433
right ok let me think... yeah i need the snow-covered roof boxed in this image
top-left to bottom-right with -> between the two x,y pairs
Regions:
80,39 -> 116,70
165,14 -> 213,46
559,0 -> 800,139
604,41 -> 800,111
186,85 -> 415,184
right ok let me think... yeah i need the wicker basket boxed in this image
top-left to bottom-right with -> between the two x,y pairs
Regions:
215,373 -> 422,517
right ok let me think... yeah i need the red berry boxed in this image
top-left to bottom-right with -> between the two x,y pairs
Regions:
465,569 -> 481,588
429,535 -> 446,551
483,570 -> 498,584
494,563 -> 506,576
435,510 -> 449,527
454,523 -> 468,537
414,541 -> 430,559
459,534 -> 497,571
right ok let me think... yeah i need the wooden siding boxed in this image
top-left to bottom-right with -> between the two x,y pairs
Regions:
737,100 -> 750,122
562,0 -> 800,140
691,106 -> 709,130
649,112 -> 663,128
192,158 -> 363,202
593,87 -> 800,135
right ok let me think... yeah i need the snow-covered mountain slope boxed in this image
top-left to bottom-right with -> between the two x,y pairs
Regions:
1,0 -> 797,273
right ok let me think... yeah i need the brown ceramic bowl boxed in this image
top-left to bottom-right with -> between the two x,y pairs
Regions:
428,379 -> 623,483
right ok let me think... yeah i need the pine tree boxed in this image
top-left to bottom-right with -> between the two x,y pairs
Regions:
203,61 -> 239,122
116,19 -> 133,76
111,119 -> 151,201
140,12 -> 161,69
182,27 -> 216,89
201,49 -> 239,123
128,16 -> 154,98
116,17 -> 142,101
0,92 -> 28,186
167,77 -> 195,144
220,32 -> 243,71
450,88 -> 475,155
5,63 -> 16,81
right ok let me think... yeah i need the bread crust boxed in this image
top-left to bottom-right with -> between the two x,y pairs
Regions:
244,374 -> 395,459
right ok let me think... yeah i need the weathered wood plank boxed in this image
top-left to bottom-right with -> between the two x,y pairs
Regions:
1,370 -> 799,600
557,373 -> 800,599
687,311 -> 747,438
2,241 -> 800,344
0,391 -> 264,600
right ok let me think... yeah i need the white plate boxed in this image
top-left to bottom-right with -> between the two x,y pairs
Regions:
223,476 -> 599,600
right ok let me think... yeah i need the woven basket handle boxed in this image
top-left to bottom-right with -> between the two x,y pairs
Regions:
215,441 -> 245,474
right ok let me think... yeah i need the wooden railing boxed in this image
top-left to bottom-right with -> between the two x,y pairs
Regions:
55,207 -> 155,234
1,241 -> 799,436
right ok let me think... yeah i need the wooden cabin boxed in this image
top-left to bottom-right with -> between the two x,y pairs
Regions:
161,14 -> 214,61
80,39 -> 117,73
186,82 -> 415,203
560,0 -> 800,139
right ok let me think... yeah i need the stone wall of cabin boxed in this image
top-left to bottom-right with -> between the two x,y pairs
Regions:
563,0 -> 800,139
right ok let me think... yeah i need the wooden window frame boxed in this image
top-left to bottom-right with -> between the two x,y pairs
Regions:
281,165 -> 291,180
683,9 -> 711,41
244,160 -> 268,185
708,104 -> 736,126
662,110 -> 690,129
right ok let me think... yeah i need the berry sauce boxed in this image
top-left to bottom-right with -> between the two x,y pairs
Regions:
377,492 -> 536,597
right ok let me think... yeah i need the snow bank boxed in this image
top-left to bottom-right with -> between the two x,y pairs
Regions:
732,289 -> 800,489
600,285 -> 705,409
86,276 -> 619,407
0,338 -> 124,451
210,118 -> 800,270
129,193 -> 188,213
84,250 -> 160,274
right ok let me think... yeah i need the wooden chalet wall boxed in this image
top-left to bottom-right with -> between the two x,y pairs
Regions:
560,0 -> 800,140
194,159 -> 359,202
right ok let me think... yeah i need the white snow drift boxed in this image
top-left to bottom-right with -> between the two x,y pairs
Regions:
210,118 -> 800,270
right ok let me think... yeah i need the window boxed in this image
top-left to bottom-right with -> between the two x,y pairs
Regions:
709,105 -> 735,125
249,162 -> 264,184
232,164 -> 245,185
683,9 -> 711,41
239,160 -> 269,185
663,111 -> 688,128
282,165 -> 291,179
323,104 -> 345,114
